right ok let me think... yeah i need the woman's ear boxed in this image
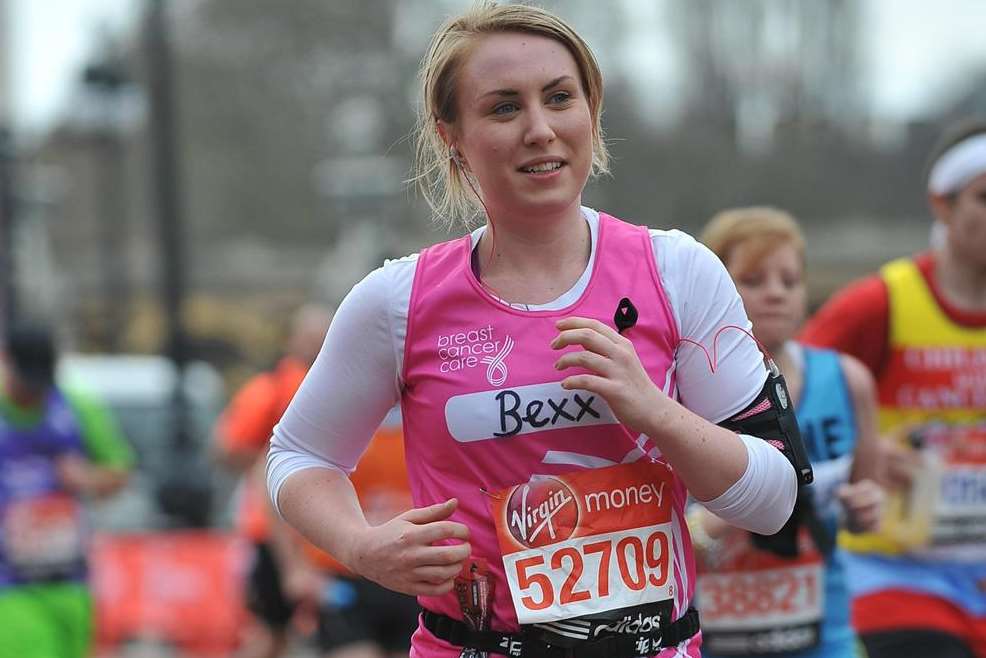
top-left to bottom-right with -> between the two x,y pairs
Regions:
437,120 -> 468,171
436,119 -> 452,151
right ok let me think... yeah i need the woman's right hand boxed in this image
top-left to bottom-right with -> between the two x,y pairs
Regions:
881,439 -> 922,491
346,498 -> 471,596
838,478 -> 885,534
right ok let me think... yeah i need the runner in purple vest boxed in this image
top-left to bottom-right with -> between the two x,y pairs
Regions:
1,325 -> 133,658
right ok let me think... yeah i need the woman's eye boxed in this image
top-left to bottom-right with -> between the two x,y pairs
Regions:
549,91 -> 571,104
493,103 -> 519,115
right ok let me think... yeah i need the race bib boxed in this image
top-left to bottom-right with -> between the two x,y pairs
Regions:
927,424 -> 986,547
3,494 -> 86,579
886,423 -> 986,554
490,461 -> 678,625
696,527 -> 823,655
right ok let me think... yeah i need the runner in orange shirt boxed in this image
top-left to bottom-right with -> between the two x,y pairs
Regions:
269,408 -> 419,658
214,304 -> 332,658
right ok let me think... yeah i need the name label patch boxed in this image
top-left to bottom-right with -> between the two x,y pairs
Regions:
445,382 -> 619,443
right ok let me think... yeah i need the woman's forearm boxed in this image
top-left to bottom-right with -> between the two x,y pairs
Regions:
273,463 -> 472,596
642,400 -> 797,535
841,354 -> 884,485
640,398 -> 749,501
551,316 -> 795,525
275,467 -> 369,572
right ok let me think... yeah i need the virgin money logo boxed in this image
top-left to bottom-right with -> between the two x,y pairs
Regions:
506,477 -> 579,548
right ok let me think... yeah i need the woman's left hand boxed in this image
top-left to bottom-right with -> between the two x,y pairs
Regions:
552,317 -> 669,434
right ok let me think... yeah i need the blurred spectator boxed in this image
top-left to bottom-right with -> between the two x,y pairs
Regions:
802,119 -> 986,658
214,304 -> 333,658
0,323 -> 133,658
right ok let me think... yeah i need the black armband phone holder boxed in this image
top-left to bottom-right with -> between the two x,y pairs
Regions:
719,363 -> 814,487
718,363 -> 819,555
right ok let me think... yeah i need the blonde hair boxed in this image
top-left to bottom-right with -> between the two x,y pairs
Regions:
412,1 -> 609,229
700,207 -> 805,276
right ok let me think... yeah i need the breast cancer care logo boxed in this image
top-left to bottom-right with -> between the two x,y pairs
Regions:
506,476 -> 580,549
436,326 -> 514,387
482,335 -> 514,387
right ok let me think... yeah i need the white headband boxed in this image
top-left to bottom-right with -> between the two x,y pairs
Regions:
928,133 -> 986,195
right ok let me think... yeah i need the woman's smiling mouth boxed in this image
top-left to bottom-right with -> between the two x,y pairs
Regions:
520,160 -> 565,174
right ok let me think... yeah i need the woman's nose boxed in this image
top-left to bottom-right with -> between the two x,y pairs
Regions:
764,277 -> 788,298
524,106 -> 556,147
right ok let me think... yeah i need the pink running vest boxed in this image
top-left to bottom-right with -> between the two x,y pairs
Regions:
402,213 -> 698,657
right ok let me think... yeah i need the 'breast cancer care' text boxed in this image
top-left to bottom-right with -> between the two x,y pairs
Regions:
490,462 -> 678,624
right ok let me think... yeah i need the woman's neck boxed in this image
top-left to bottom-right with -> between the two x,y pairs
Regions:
935,246 -> 986,311
769,341 -> 797,375
766,339 -> 803,406
475,202 -> 590,305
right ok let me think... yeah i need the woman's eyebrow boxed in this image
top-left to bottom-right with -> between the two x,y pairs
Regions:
478,75 -> 574,100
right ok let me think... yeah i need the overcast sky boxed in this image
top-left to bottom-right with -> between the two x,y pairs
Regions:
7,0 -> 986,132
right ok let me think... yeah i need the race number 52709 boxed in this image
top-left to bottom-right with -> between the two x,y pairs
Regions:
504,525 -> 676,624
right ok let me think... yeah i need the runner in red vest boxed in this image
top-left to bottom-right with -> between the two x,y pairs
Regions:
802,119 -> 986,658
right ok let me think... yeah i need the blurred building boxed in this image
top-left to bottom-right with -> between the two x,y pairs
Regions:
23,1 -> 433,361
0,0 -> 9,124
20,0 -> 978,349
670,0 -> 864,154
938,69 -> 986,120
1,0 -> 14,334
27,116 -> 144,347
26,0 -> 637,307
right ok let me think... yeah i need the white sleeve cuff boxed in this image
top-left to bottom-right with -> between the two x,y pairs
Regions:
266,442 -> 346,519
700,434 -> 798,535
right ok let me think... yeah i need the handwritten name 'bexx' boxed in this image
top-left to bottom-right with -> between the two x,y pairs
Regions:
444,381 -> 619,443
495,389 -> 601,437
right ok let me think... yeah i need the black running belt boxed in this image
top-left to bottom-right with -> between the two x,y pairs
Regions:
422,607 -> 701,658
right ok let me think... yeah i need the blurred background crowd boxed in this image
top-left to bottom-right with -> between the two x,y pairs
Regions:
1,1 -> 985,657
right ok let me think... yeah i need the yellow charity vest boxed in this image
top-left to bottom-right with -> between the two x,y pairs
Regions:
841,257 -> 986,557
